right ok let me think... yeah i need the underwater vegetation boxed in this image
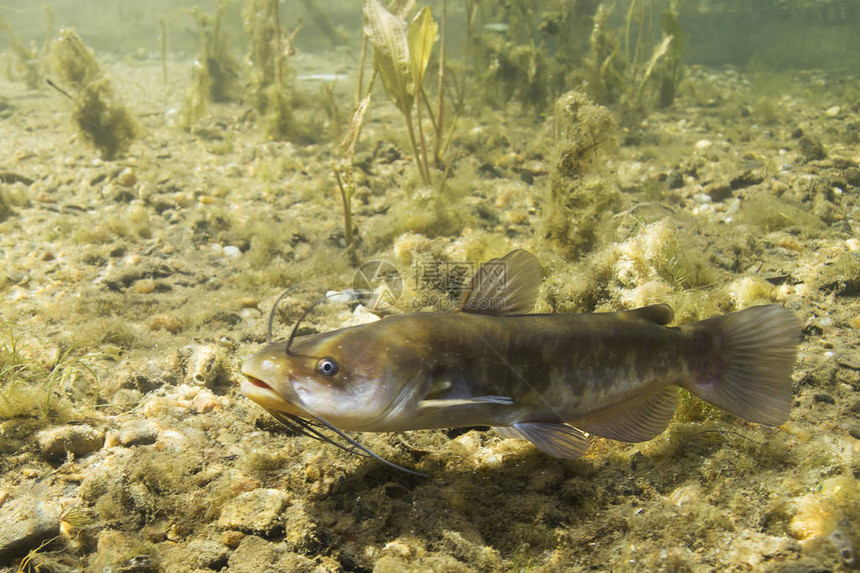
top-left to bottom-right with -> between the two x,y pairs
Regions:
0,324 -> 103,453
48,29 -> 139,160
542,90 -> 620,258
243,0 -> 302,140
363,0 -> 445,187
585,0 -> 684,117
464,0 -> 684,120
180,0 -> 241,129
0,7 -> 53,90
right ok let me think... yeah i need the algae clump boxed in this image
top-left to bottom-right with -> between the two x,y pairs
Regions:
180,1 -> 241,129
541,90 -> 620,259
243,0 -> 300,140
49,29 -> 139,160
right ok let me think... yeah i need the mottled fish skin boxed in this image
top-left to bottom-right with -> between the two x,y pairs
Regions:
241,250 -> 800,462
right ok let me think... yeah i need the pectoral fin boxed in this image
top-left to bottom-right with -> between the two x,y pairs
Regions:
511,422 -> 589,459
418,395 -> 514,409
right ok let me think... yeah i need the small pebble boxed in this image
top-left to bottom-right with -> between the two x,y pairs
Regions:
221,530 -> 245,549
37,424 -> 105,459
116,167 -> 137,187
118,420 -> 158,446
223,245 -> 241,258
239,307 -> 262,321
695,139 -> 712,151
325,289 -> 361,304
504,210 -> 527,225
0,497 -> 59,561
192,388 -> 219,414
147,314 -> 183,334
825,105 -> 841,117
218,489 -> 290,534
521,160 -> 547,176
188,538 -> 229,569
129,278 -> 156,294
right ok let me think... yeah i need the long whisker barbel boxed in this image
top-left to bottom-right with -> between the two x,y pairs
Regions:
265,408 -> 428,477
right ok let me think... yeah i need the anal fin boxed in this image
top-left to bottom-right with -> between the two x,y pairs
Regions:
512,422 -> 589,459
576,385 -> 679,442
493,426 -> 523,440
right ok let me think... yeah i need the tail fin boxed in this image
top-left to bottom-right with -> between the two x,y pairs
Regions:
684,305 -> 800,426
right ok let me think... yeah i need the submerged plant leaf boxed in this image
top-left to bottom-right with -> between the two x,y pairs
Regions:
339,93 -> 372,162
637,35 -> 672,100
364,0 -> 413,114
407,6 -> 437,93
388,0 -> 415,20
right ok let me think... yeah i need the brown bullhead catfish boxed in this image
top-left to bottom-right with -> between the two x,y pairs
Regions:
241,250 -> 799,474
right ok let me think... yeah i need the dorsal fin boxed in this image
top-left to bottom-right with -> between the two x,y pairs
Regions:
620,303 -> 674,325
458,250 -> 540,316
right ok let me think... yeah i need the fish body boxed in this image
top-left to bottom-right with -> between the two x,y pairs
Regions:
242,250 -> 799,463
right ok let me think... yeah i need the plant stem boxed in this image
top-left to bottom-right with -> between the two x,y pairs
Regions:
159,17 -> 167,85
333,165 -> 353,250
413,64 -> 431,185
356,36 -> 368,107
404,110 -> 430,186
273,0 -> 282,88
434,0 -> 446,164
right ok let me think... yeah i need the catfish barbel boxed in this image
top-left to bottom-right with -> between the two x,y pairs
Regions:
241,250 -> 799,475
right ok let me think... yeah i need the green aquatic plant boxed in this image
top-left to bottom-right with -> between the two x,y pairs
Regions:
0,324 -> 104,426
180,1 -> 240,129
465,1 -> 602,114
363,0 -> 441,186
654,3 -> 684,108
584,0 -> 685,119
243,0 -> 302,140
466,0 -> 550,113
49,29 -> 139,160
583,3 -> 626,106
0,7 -> 54,90
333,94 -> 370,257
623,0 -> 685,114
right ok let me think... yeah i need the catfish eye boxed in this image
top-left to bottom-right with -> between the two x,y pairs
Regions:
317,356 -> 338,376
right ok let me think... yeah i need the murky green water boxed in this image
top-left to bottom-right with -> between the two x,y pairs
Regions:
0,1 -> 858,571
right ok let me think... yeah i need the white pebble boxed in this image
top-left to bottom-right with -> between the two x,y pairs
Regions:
223,245 -> 241,258
825,105 -> 841,117
325,289 -> 360,304
695,139 -> 712,151
344,304 -> 380,326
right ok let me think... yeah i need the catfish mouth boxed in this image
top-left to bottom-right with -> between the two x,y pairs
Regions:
244,375 -> 271,389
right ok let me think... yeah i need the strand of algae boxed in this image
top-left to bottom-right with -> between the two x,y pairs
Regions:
49,29 -> 139,160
